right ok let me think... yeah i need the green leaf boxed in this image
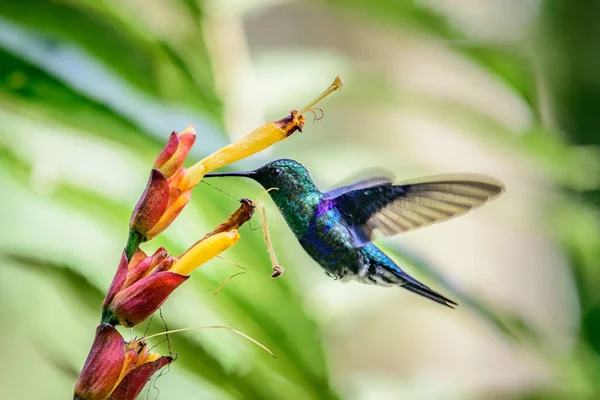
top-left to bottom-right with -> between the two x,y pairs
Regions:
459,45 -> 535,105
323,0 -> 462,39
322,0 -> 535,107
0,0 -> 156,95
0,47 -> 161,152
4,253 -> 106,312
0,0 -> 222,116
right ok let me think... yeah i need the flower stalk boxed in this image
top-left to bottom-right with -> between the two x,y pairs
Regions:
124,230 -> 144,261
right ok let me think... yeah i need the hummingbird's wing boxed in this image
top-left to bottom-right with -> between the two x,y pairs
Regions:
329,174 -> 504,247
325,167 -> 396,198
325,177 -> 393,198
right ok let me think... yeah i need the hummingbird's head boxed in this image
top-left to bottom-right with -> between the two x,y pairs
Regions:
203,158 -> 318,196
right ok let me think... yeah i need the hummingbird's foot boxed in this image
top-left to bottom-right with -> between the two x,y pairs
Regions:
326,271 -> 345,281
255,202 -> 285,280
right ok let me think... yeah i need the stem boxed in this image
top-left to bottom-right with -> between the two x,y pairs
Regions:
125,229 -> 144,261
100,307 -> 119,325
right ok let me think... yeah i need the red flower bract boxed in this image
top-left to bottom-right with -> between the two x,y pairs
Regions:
129,127 -> 196,241
102,250 -> 188,327
154,128 -> 196,179
73,324 -> 172,400
109,356 -> 172,400
129,169 -> 169,240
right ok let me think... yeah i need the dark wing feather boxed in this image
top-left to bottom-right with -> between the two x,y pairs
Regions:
330,174 -> 504,247
325,177 -> 393,198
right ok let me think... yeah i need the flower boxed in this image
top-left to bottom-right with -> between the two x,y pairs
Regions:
129,127 -> 196,241
185,111 -> 305,187
169,230 -> 241,275
185,76 -> 343,187
73,324 -> 172,400
102,230 -> 240,327
130,76 -> 343,240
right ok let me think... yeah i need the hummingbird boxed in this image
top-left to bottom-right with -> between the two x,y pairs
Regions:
204,159 -> 504,308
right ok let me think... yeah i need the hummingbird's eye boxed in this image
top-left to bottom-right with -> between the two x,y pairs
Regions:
271,168 -> 283,178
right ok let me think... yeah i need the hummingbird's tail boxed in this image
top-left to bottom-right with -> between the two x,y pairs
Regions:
363,246 -> 457,308
397,275 -> 458,308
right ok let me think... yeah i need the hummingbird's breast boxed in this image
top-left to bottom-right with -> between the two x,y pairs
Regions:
272,191 -> 322,237
270,191 -> 362,275
298,201 -> 362,275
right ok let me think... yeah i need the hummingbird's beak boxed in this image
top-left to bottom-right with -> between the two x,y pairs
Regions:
203,170 -> 256,179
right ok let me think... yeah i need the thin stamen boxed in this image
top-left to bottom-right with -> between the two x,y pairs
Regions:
144,326 -> 276,358
298,76 -> 343,116
211,255 -> 247,295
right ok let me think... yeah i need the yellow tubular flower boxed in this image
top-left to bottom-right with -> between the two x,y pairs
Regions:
170,230 -> 240,276
187,121 -> 290,187
186,76 -> 343,187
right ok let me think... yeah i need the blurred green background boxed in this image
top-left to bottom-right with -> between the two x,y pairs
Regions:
2,0 -> 600,399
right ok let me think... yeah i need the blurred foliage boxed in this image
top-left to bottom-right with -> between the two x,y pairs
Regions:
1,0 -> 600,399
381,243 -> 541,343
537,0 -> 600,387
0,0 -> 221,115
0,1 -> 334,398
